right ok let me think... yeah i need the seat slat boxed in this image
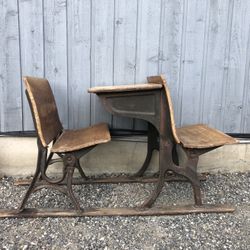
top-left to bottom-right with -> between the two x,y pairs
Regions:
177,124 -> 238,149
51,123 -> 111,153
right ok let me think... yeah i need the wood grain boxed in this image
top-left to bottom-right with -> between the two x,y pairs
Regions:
180,0 -> 209,126
134,0 -> 162,130
112,0 -> 137,129
177,124 -> 238,149
43,0 -> 68,128
0,0 -> 22,132
89,83 -> 162,93
223,1 -> 250,133
90,0 -> 114,125
51,123 -> 111,152
0,204 -> 235,218
159,0 -> 185,127
67,0 -> 91,129
18,0 -> 44,131
201,0 -> 232,130
1,0 -> 250,134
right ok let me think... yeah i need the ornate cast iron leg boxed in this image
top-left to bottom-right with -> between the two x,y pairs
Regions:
76,159 -> 88,180
18,141 -> 47,212
63,154 -> 81,211
134,123 -> 159,177
38,152 -> 54,181
140,138 -> 170,208
168,150 -> 202,206
184,152 -> 202,205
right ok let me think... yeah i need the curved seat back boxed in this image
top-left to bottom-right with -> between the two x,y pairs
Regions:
23,76 -> 63,147
147,75 -> 180,144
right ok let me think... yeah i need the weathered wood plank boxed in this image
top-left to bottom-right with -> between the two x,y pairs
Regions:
0,0 -> 22,132
112,0 -> 137,129
180,0 -> 209,126
177,124 -> 237,149
89,83 -> 162,93
0,205 -> 235,218
0,0 -> 250,134
134,0 -> 162,130
241,28 -> 250,133
67,0 -> 91,129
90,0 -> 114,125
159,0 -> 185,127
223,0 -> 250,132
18,0 -> 44,130
43,0 -> 68,128
201,0 -> 233,131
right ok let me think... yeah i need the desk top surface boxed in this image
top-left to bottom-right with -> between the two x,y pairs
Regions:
88,83 -> 162,94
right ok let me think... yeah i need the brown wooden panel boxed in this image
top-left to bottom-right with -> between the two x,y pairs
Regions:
88,83 -> 162,93
147,75 -> 180,144
177,124 -> 238,149
23,76 -> 63,147
51,123 -> 110,153
0,204 -> 235,218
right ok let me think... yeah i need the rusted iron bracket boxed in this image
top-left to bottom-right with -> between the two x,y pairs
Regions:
14,174 -> 208,186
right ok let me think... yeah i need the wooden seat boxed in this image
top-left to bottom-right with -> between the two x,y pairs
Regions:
51,123 -> 110,153
147,75 -> 237,149
177,124 -> 237,149
139,75 -> 238,208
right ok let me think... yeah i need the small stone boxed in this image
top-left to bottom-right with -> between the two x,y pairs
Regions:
0,173 -> 249,249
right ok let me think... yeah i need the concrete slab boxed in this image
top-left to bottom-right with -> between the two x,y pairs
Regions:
0,137 -> 249,177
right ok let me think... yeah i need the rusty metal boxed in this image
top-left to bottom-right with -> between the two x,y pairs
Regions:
17,137 -> 90,213
14,174 -> 208,186
134,123 -> 159,177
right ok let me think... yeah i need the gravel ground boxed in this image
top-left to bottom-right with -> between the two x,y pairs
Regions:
0,172 -> 249,249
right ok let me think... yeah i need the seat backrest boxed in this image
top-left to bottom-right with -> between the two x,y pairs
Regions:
23,76 -> 63,147
147,75 -> 180,144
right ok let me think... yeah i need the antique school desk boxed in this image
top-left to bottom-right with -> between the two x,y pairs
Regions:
88,75 -> 236,215
0,75 -> 236,217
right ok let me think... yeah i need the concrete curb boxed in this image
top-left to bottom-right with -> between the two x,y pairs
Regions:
0,137 -> 249,177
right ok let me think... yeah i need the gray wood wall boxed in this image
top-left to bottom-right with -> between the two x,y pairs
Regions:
0,0 -> 250,133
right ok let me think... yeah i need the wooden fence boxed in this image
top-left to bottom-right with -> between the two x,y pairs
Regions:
0,0 -> 250,133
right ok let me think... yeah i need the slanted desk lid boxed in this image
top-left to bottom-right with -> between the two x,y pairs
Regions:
88,83 -> 162,93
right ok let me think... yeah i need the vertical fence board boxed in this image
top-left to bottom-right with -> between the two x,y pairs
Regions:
201,0 -> 233,130
44,0 -> 68,128
222,0 -> 250,133
18,0 -> 44,130
0,0 -> 250,134
0,0 -> 22,132
112,0 -> 137,129
180,0 -> 209,126
67,0 -> 91,129
159,0 -> 185,127
134,0 -> 162,130
90,0 -> 114,125
242,27 -> 250,133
